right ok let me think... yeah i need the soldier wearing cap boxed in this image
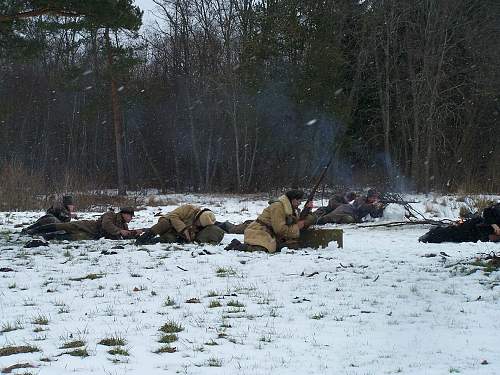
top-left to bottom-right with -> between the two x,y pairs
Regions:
135,204 -> 224,245
22,195 -> 76,235
29,207 -> 142,241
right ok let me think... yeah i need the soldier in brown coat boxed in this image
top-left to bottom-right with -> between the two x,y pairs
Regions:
135,204 -> 224,245
225,190 -> 315,252
22,195 -> 76,235
30,207 -> 142,241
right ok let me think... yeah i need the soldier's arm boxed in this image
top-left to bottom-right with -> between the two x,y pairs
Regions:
166,206 -> 189,233
47,202 -> 71,222
100,212 -> 123,237
370,203 -> 385,218
269,204 -> 300,239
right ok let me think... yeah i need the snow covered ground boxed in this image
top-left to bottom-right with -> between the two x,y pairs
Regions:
0,194 -> 499,375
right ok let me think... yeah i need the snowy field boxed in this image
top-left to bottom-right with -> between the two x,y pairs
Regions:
0,194 -> 499,375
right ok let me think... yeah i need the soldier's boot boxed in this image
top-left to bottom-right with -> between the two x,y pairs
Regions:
135,229 -> 158,245
224,239 -> 263,252
42,232 -> 72,241
224,239 -> 246,251
418,233 -> 431,243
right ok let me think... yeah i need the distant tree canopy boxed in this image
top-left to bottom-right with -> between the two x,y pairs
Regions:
0,0 -> 498,194
0,0 -> 142,27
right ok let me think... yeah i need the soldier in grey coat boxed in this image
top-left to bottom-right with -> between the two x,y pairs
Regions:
22,195 -> 76,235
316,189 -> 385,224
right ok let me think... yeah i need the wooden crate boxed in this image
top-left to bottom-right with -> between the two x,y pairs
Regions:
299,228 -> 343,249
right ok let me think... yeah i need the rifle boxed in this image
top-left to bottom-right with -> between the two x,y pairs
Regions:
300,157 -> 333,219
379,198 -> 418,205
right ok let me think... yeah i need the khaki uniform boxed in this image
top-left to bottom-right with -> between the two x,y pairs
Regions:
37,211 -> 135,240
150,204 -> 224,244
244,195 -> 301,253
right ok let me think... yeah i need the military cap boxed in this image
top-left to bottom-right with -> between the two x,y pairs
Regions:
62,195 -> 74,206
285,189 -> 304,201
119,207 -> 135,216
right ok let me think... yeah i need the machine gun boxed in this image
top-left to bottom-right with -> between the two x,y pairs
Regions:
379,192 -> 417,205
378,192 -> 425,220
300,157 -> 333,219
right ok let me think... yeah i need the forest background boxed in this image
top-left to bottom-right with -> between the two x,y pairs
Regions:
1,0 -> 499,204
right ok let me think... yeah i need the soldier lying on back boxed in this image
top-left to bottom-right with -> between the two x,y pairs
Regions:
27,207 -> 142,241
316,189 -> 385,224
135,204 -> 225,245
225,190 -> 316,252
419,203 -> 500,243
22,195 -> 76,235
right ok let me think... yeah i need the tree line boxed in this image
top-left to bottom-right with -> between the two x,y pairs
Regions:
1,0 -> 498,196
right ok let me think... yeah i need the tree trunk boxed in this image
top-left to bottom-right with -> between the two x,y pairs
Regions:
105,29 -> 126,196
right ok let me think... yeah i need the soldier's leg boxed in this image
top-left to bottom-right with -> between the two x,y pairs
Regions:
277,239 -> 300,250
43,231 -> 90,241
30,223 -> 67,235
136,218 -> 171,245
22,215 -> 61,235
318,213 -> 355,224
217,220 -> 253,234
158,231 -> 182,243
150,217 -> 172,236
243,244 -> 267,252
195,225 -> 225,244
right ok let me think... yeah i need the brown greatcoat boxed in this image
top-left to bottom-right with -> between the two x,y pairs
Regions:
57,211 -> 130,239
244,195 -> 300,253
152,204 -> 207,238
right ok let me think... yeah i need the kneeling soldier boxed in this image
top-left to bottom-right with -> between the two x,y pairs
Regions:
225,190 -> 315,252
136,205 -> 224,245
31,207 -> 141,241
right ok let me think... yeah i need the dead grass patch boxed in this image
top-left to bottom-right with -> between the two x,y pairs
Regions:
0,345 -> 39,357
1,362 -> 35,374
69,273 -> 104,281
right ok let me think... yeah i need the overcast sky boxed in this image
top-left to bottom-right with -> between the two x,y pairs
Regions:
134,0 -> 157,26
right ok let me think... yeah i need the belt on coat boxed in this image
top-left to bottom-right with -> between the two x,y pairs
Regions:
255,219 -> 275,238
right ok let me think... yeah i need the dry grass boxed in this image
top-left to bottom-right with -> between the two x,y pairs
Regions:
0,161 -> 45,210
98,336 -> 126,347
0,345 -> 39,357
0,161 -> 140,211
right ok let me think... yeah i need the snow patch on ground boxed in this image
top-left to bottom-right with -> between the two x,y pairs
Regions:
0,194 -> 498,374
